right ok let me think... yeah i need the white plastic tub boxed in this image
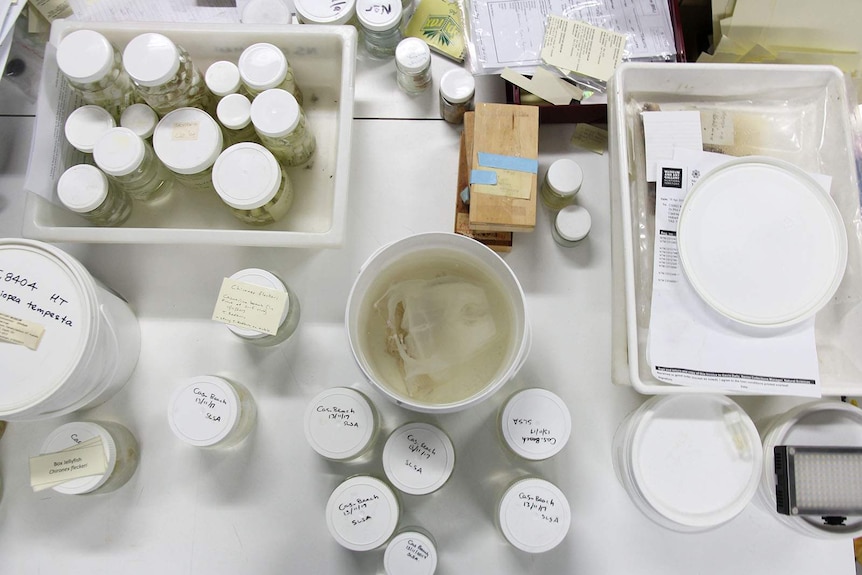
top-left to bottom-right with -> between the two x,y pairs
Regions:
23,20 -> 356,248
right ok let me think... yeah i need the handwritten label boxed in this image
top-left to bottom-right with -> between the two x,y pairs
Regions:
404,538 -> 430,561
171,121 -> 201,141
29,437 -> 107,492
700,110 -> 735,146
317,403 -> 360,428
571,123 -> 608,154
540,16 -> 627,82
212,277 -> 287,336
338,493 -> 380,517
0,312 -> 45,350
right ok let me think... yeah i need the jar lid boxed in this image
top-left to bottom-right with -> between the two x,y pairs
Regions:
383,422 -> 455,495
439,68 -> 475,104
304,387 -> 377,460
168,375 -> 241,447
250,89 -> 300,138
356,0 -> 403,31
93,127 -> 146,177
241,0 -> 293,24
326,475 -> 400,551
217,93 -> 253,130
213,143 -> 282,210
498,478 -> 571,553
122,33 -> 181,88
57,164 -> 110,213
554,205 -> 591,242
395,38 -> 431,74
64,105 -> 116,154
205,60 -> 242,97
238,43 -> 288,91
295,0 -> 356,24
384,530 -> 438,575
225,268 -> 290,339
500,388 -> 571,460
545,158 -> 583,196
56,30 -> 115,84
39,422 -> 117,495
120,103 -> 158,139
153,107 -> 224,174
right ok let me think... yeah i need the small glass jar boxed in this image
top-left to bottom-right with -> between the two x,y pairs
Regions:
304,387 -> 380,461
153,107 -> 224,193
540,158 -> 583,210
439,68 -> 475,124
498,388 -> 571,461
238,43 -> 303,105
250,89 -> 317,167
56,29 -> 139,120
120,103 -> 158,140
496,477 -> 571,553
552,204 -> 591,246
241,0 -> 293,24
383,528 -> 438,575
224,268 -> 301,345
64,105 -> 116,155
38,421 -> 139,495
326,475 -> 400,551
295,0 -> 357,25
382,422 -> 455,496
216,94 -> 260,147
168,375 -> 257,449
56,164 -> 132,227
122,33 -> 211,116
94,127 -> 175,203
356,0 -> 403,58
395,38 -> 432,95
212,142 -> 294,224
205,60 -> 243,99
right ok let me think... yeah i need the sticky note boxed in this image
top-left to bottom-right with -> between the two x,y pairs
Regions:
212,278 -> 288,336
540,16 -> 627,83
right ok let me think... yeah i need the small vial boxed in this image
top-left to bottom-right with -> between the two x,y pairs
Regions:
57,164 -> 132,227
212,143 -> 294,225
120,103 -> 158,140
497,477 -> 571,553
153,107 -> 224,193
295,0 -> 357,25
553,204 -> 591,247
541,158 -> 583,210
38,421 -> 139,495
216,94 -> 260,147
168,375 -> 257,449
384,528 -> 438,575
241,0 -> 293,24
205,60 -> 243,99
238,43 -> 304,105
304,387 -> 380,461
65,105 -> 116,155
356,0 -> 403,59
498,388 -> 571,461
383,422 -> 455,496
56,29 -> 139,120
224,267 -> 301,345
439,68 -> 475,124
94,127 -> 175,203
250,89 -> 317,167
122,33 -> 211,116
395,38 -> 432,95
326,475 -> 400,551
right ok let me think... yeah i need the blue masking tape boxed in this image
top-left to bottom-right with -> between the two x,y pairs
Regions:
470,170 -> 497,185
477,152 -> 538,174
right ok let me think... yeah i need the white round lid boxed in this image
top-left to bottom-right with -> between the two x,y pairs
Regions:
205,60 -> 242,97
93,127 -> 146,177
212,143 -> 282,210
40,422 -> 117,495
168,375 -> 240,447
383,422 -> 455,495
56,30 -> 115,84
122,33 -> 181,87
238,43 -> 288,91
631,394 -> 762,529
677,157 -> 848,329
395,38 -> 431,74
555,205 -> 591,242
498,478 -> 571,553
225,268 -> 289,339
120,103 -> 158,139
326,475 -> 400,551
304,387 -> 376,460
546,158 -> 583,196
217,93 -> 253,130
241,0 -> 293,23
295,0 -> 356,24
64,105 -> 116,154
356,0 -> 403,31
56,164 -> 110,213
500,388 -> 571,460
250,89 -> 300,138
439,69 -> 475,104
153,107 -> 224,174
384,531 -> 438,575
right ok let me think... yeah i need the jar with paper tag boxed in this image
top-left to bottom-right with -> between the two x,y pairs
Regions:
168,375 -> 257,449
153,107 -> 224,193
219,268 -> 300,346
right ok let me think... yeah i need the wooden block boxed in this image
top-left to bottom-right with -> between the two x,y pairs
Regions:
468,103 -> 539,232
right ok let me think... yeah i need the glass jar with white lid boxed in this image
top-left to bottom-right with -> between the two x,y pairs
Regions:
238,42 -> 304,105
326,475 -> 400,551
304,387 -> 380,461
240,0 -> 293,24
496,477 -> 571,553
64,105 -> 116,156
295,0 -> 357,25
395,37 -> 432,95
438,68 -> 474,124
540,158 -> 583,210
153,107 -> 224,193
382,422 -> 455,495
356,0 -> 404,58
119,103 -> 158,141
168,375 -> 257,449
205,60 -> 244,99
498,388 -> 571,461
553,204 -> 591,247
223,268 -> 300,345
216,94 -> 260,147
93,127 -> 175,203
212,142 -> 294,225
383,528 -> 438,575
57,164 -> 132,227
250,89 -> 316,167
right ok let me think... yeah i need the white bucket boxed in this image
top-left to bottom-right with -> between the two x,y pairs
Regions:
613,394 -> 762,532
0,239 -> 140,420
757,400 -> 862,538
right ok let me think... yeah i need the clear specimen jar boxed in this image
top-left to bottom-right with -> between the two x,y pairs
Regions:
498,388 -> 571,461
64,105 -> 116,155
356,0 -> 403,58
439,68 -> 474,124
250,89 -> 316,167
304,387 -> 380,461
224,267 -> 300,345
212,142 -> 294,225
153,107 -> 224,193
216,93 -> 260,147
295,0 -> 357,25
238,42 -> 303,105
94,127 -> 175,203
120,103 -> 158,141
395,38 -> 432,95
540,158 -> 583,210
168,375 -> 257,449
326,475 -> 400,551
241,0 -> 293,24
56,164 -> 132,227
382,422 -> 455,495
384,528 -> 438,575
496,477 -> 571,553
552,204 -> 591,246
205,60 -> 243,99
56,29 -> 139,120
122,32 -> 211,116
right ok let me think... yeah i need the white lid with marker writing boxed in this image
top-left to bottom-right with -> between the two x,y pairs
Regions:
168,375 -> 241,447
305,387 -> 379,461
39,421 -> 117,495
384,529 -> 438,575
326,475 -> 400,551
383,422 -> 455,495
295,0 -> 356,24
497,477 -> 571,553
500,388 -> 571,461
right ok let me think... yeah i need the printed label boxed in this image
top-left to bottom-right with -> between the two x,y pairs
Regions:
212,278 -> 287,336
171,121 -> 201,141
29,437 -> 107,492
0,312 -> 45,350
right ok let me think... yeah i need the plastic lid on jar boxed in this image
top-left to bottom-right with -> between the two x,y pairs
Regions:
356,0 -> 403,31
93,127 -> 146,177
295,0 -> 356,24
64,105 -> 116,154
39,422 -> 117,495
384,530 -> 438,575
439,68 -> 475,104
545,158 -> 583,197
250,89 -> 300,138
57,164 -> 110,213
238,43 -> 289,92
217,94 -> 253,130
326,475 -> 400,551
498,478 -> 571,553
225,268 -> 290,339
500,388 -> 571,461
153,107 -> 224,174
555,205 -> 591,242
383,422 -> 455,495
205,60 -> 242,97
168,375 -> 241,447
120,103 -> 158,139
56,30 -> 115,84
395,38 -> 431,74
122,33 -> 182,87
305,387 -> 378,460
212,143 -> 282,210
241,0 -> 293,24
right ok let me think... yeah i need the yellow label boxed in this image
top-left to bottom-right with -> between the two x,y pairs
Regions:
212,278 -> 287,336
571,123 -> 607,155
472,169 -> 532,199
29,438 -> 108,492
0,312 -> 45,351
171,121 -> 200,141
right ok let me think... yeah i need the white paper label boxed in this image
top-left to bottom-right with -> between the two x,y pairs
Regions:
212,278 -> 287,336
29,437 -> 107,492
0,312 -> 44,351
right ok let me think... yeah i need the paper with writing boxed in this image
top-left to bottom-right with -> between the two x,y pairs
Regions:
641,111 -> 703,182
570,123 -> 607,154
212,277 -> 287,336
540,16 -> 627,83
0,312 -> 44,351
29,438 -> 107,492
